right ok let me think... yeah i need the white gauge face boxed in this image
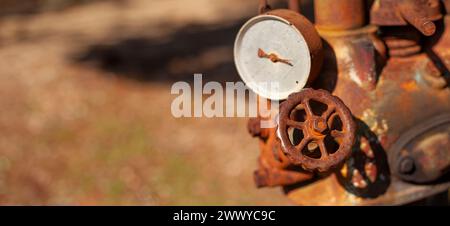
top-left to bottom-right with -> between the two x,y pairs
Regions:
234,15 -> 311,100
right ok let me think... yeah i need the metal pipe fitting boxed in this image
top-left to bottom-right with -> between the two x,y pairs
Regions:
314,0 -> 366,30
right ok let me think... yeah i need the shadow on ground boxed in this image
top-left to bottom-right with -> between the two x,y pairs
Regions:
73,20 -> 248,84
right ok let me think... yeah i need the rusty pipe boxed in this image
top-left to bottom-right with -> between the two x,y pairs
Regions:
314,0 -> 366,30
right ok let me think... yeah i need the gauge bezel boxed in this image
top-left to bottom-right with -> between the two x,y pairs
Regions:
234,9 -> 323,100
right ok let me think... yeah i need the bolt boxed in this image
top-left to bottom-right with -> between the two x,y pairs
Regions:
399,157 -> 415,175
420,21 -> 436,36
313,118 -> 327,133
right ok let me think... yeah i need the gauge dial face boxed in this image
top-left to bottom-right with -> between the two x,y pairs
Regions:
234,15 -> 312,100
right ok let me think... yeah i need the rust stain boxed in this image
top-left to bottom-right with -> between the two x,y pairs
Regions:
401,80 -> 419,92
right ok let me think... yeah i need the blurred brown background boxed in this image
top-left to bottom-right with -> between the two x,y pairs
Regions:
0,0 -> 303,205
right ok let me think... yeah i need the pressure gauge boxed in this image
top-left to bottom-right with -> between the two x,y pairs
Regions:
234,9 -> 323,100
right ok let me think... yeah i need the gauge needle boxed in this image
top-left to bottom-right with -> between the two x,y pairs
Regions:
258,48 -> 293,66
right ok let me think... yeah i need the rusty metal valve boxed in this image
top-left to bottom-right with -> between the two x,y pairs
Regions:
277,89 -> 356,172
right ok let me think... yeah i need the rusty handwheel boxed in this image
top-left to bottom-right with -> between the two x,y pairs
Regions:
277,89 -> 356,172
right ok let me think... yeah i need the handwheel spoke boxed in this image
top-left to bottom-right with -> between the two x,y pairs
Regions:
322,106 -> 335,120
303,100 -> 314,117
327,112 -> 339,127
331,130 -> 345,138
286,120 -> 304,129
318,139 -> 329,159
295,136 -> 311,152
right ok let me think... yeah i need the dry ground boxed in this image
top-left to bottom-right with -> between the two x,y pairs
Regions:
0,0 -> 292,205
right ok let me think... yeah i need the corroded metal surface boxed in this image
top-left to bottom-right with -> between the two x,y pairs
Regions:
390,114 -> 450,183
371,0 -> 444,57
249,99 -> 314,188
314,0 -> 366,31
286,37 -> 450,205
381,26 -> 423,57
254,127 -> 314,188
